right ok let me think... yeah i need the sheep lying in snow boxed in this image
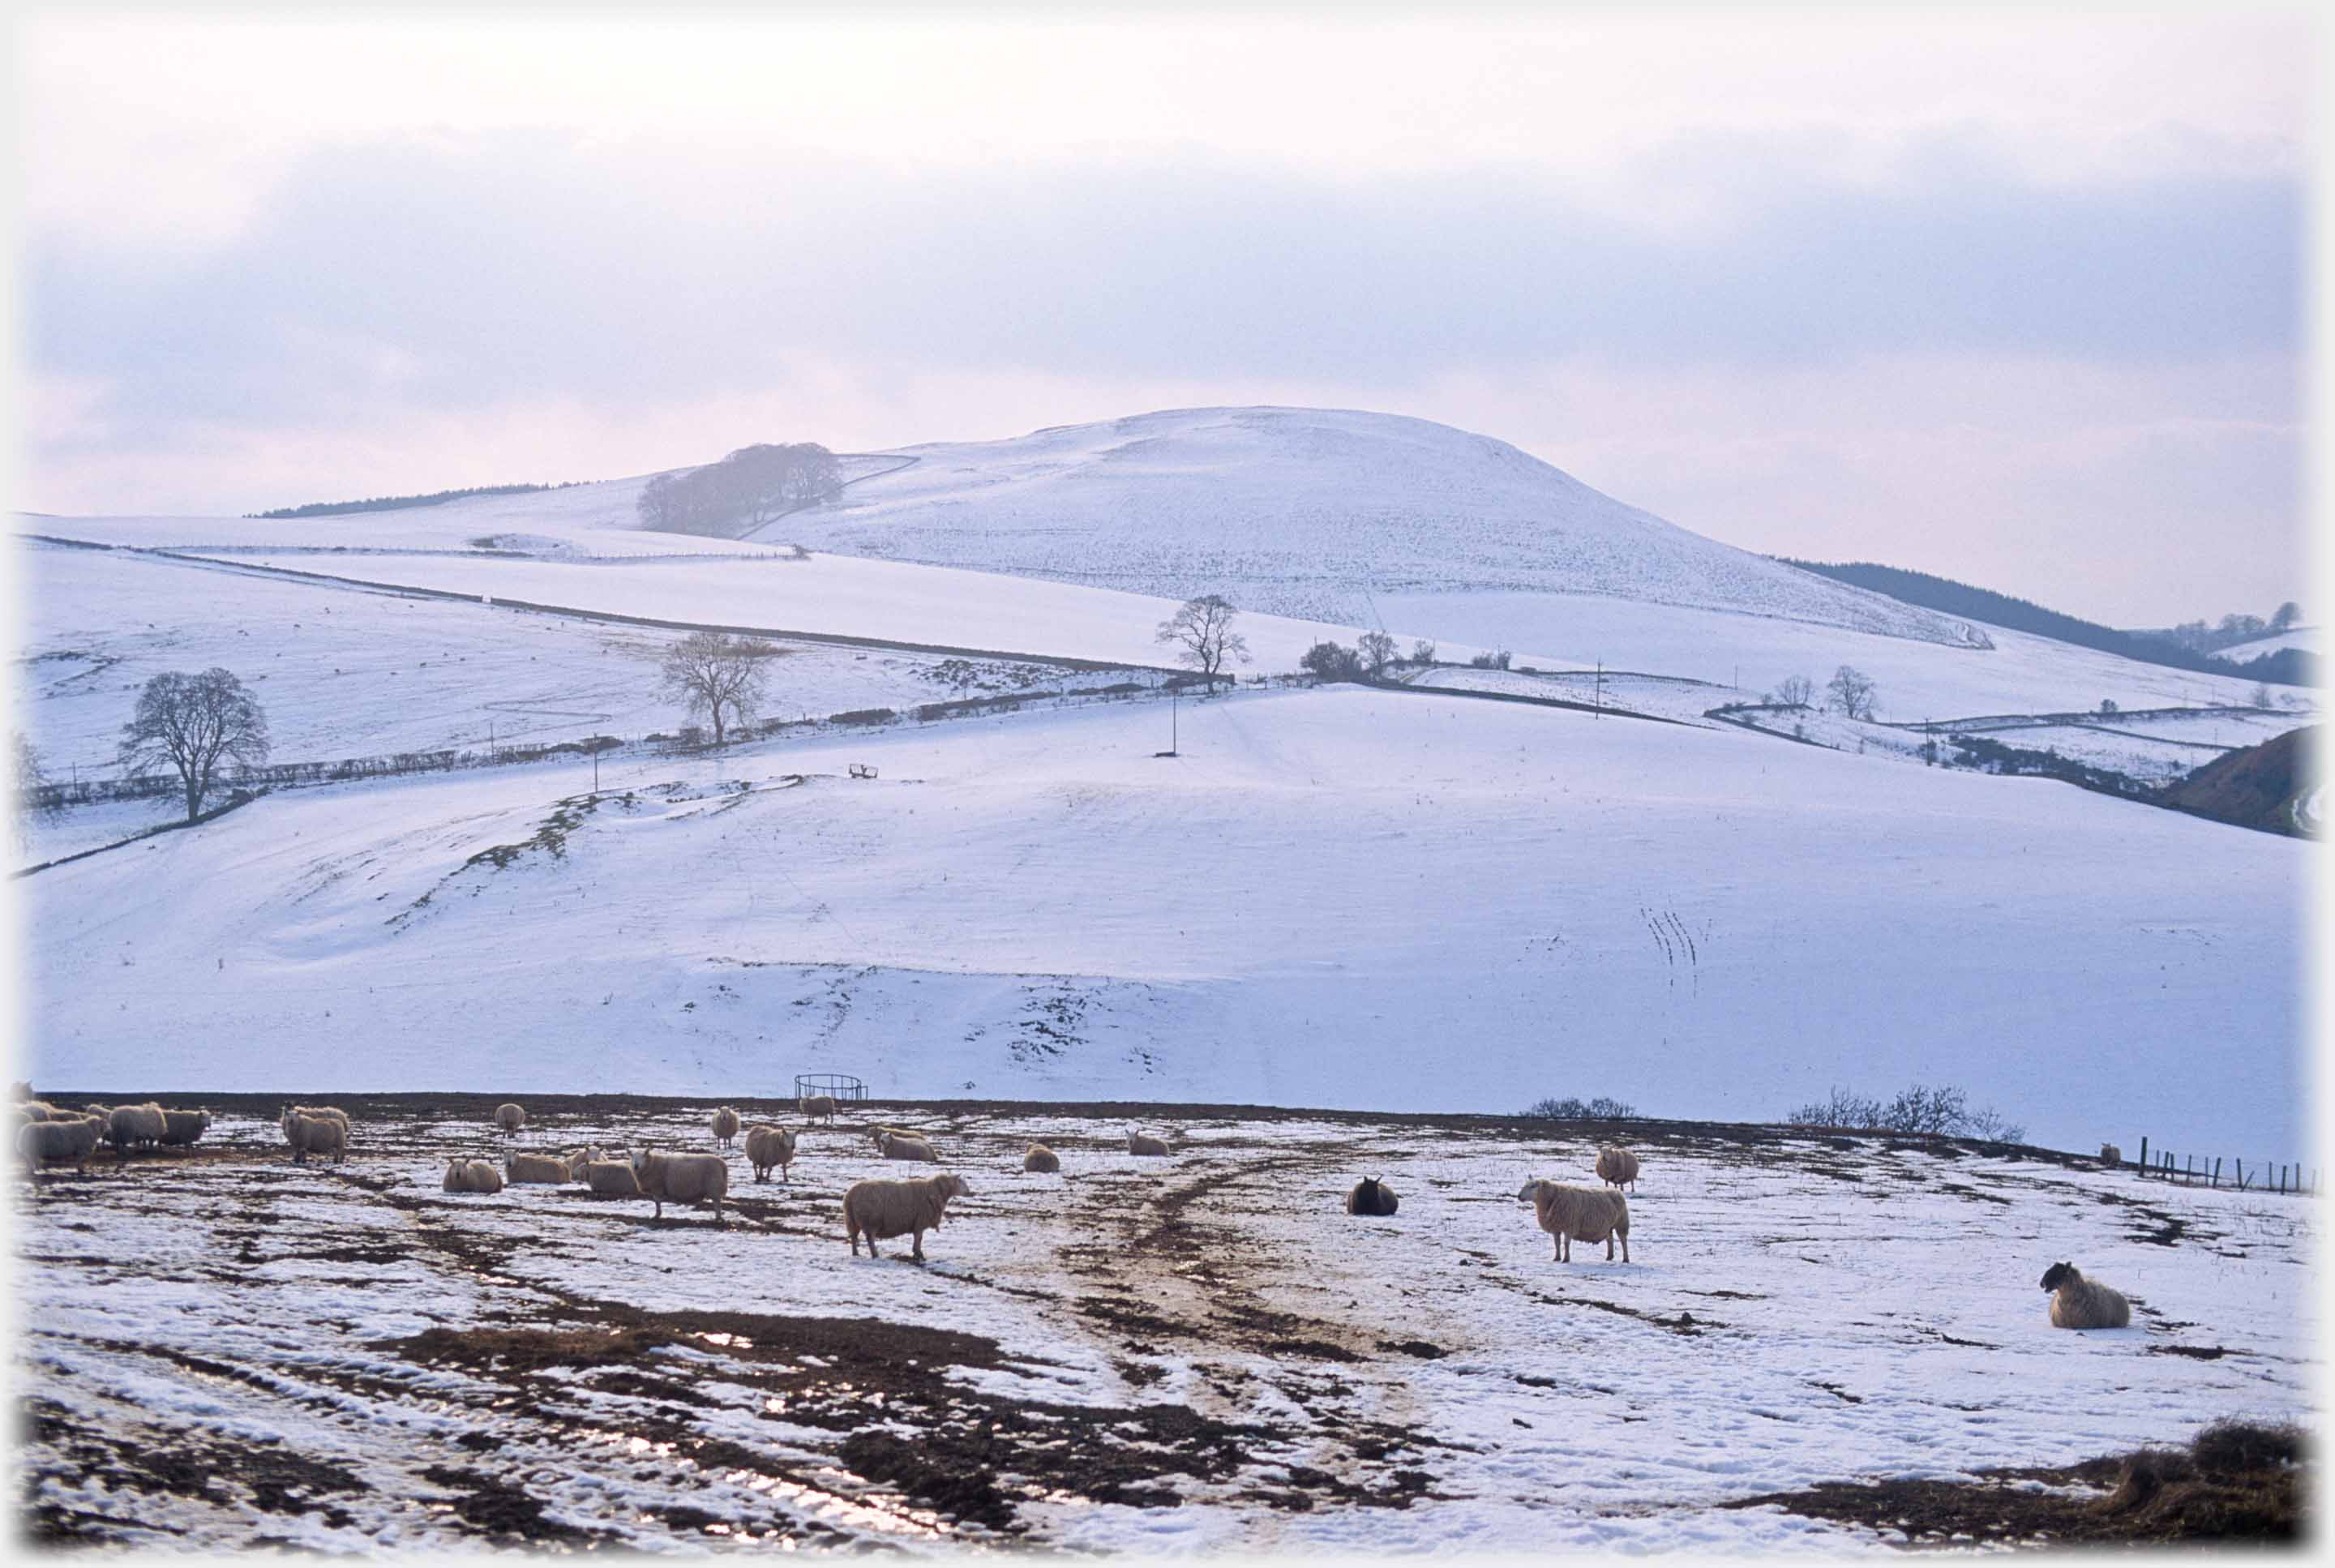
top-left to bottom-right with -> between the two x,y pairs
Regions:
844,1173 -> 968,1261
2099,1143 -> 2123,1167
159,1109 -> 211,1147
709,1106 -> 743,1148
1517,1180 -> 1631,1263
19,1113 -> 106,1175
1022,1142 -> 1060,1173
495,1103 -> 526,1135
585,1157 -> 641,1197
1345,1176 -> 1399,1216
744,1125 -> 797,1182
281,1106 -> 350,1165
799,1095 -> 838,1123
877,1131 -> 938,1163
2041,1262 -> 2131,1329
1596,1146 -> 1639,1191
443,1158 -> 505,1194
107,1102 -> 171,1154
632,1150 -> 729,1223
507,1149 -> 589,1185
1127,1131 -> 1171,1157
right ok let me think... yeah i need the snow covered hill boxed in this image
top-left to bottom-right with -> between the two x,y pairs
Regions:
743,407 -> 1985,642
2216,627 -> 2316,662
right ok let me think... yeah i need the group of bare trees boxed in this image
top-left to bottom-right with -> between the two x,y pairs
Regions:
1766,666 -> 1879,722
637,443 -> 843,537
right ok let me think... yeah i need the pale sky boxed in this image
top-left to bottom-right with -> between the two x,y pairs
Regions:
12,7 -> 2316,625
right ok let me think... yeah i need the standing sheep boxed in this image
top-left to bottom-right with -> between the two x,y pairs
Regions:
1596,1146 -> 1640,1191
709,1106 -> 742,1148
443,1158 -> 506,1194
1517,1180 -> 1631,1263
2099,1143 -> 2123,1167
744,1125 -> 797,1182
158,1109 -> 212,1148
19,1113 -> 107,1176
844,1173 -> 968,1261
1127,1131 -> 1172,1157
105,1103 -> 169,1155
632,1150 -> 729,1223
281,1107 -> 350,1166
1344,1176 -> 1399,1216
877,1131 -> 938,1163
495,1103 -> 527,1137
799,1095 -> 838,1123
1022,1142 -> 1060,1173
2040,1262 -> 2131,1329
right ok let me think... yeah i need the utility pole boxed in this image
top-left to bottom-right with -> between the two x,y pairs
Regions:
1595,662 -> 1604,718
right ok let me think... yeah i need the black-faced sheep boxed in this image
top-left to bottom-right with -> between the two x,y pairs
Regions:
495,1103 -> 526,1136
1345,1176 -> 1399,1216
159,1109 -> 211,1148
1596,1146 -> 1640,1191
443,1158 -> 505,1194
877,1131 -> 938,1163
844,1173 -> 967,1261
1127,1131 -> 1171,1157
799,1095 -> 838,1123
744,1125 -> 796,1182
1518,1179 -> 1630,1262
2040,1261 -> 2131,1329
633,1150 -> 729,1223
709,1106 -> 742,1148
281,1107 -> 349,1165
1022,1142 -> 1060,1173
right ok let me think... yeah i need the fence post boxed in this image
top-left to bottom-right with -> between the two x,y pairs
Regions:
2212,1156 -> 2221,1188
2139,1136 -> 2149,1177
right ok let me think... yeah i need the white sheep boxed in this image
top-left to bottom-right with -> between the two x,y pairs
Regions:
799,1095 -> 838,1123
877,1130 -> 938,1163
495,1103 -> 527,1136
744,1125 -> 797,1182
2099,1143 -> 2123,1167
17,1100 -> 57,1124
633,1149 -> 730,1223
2040,1261 -> 2131,1329
1517,1179 -> 1630,1263
1596,1146 -> 1640,1191
507,1149 -> 589,1185
1127,1131 -> 1171,1157
1022,1142 -> 1060,1173
105,1102 -> 169,1155
281,1107 -> 350,1166
585,1157 -> 641,1197
709,1106 -> 742,1148
159,1109 -> 212,1148
18,1113 -> 107,1175
1345,1176 -> 1399,1216
844,1173 -> 968,1261
443,1158 -> 506,1194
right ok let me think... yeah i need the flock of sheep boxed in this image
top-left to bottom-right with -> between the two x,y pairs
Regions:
12,1083 -> 2138,1325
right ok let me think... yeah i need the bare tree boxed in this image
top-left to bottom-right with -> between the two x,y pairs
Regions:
118,669 -> 271,821
12,731 -> 58,850
1357,629 -> 1397,678
1408,638 -> 1437,666
1155,595 -> 1250,686
1826,665 -> 1879,721
1772,675 -> 1815,709
658,632 -> 782,746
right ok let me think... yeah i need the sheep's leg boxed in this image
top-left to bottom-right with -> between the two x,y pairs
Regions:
1605,1236 -> 1615,1262
911,1229 -> 926,1262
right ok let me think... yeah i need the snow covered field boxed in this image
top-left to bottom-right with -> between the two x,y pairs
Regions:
14,1102 -> 2314,1552
22,686 -> 2309,1157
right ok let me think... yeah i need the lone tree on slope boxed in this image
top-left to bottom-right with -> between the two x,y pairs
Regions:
1827,665 -> 1879,722
659,631 -> 782,746
119,669 -> 271,821
1155,594 -> 1250,688
1357,629 -> 1398,679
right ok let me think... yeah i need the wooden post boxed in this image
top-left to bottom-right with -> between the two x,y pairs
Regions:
2237,1159 -> 2247,1191
2185,1155 -> 2194,1185
2139,1136 -> 2149,1177
2212,1156 -> 2221,1188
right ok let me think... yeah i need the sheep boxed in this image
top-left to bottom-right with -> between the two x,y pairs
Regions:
632,1149 -> 729,1223
1517,1179 -> 1630,1263
105,1102 -> 169,1155
585,1157 -> 641,1197
2099,1143 -> 2123,1167
877,1130 -> 938,1163
158,1108 -> 212,1148
2041,1262 -> 2131,1329
495,1103 -> 526,1136
443,1158 -> 505,1194
280,1107 -> 349,1166
799,1094 -> 838,1123
1595,1146 -> 1640,1191
17,1100 -> 56,1123
709,1106 -> 742,1148
18,1113 -> 106,1176
1127,1131 -> 1172,1157
507,1149 -> 589,1185
744,1125 -> 797,1182
1344,1176 -> 1399,1216
869,1124 -> 917,1152
844,1173 -> 968,1261
1022,1142 -> 1060,1174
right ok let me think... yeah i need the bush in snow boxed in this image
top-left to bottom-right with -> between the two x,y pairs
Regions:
1785,1082 -> 2024,1143
1300,641 -> 1363,682
1468,649 -> 1513,670
1521,1095 -> 1636,1120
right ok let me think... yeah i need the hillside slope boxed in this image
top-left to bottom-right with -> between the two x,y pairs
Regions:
746,407 -> 1982,644
2165,726 -> 2319,838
